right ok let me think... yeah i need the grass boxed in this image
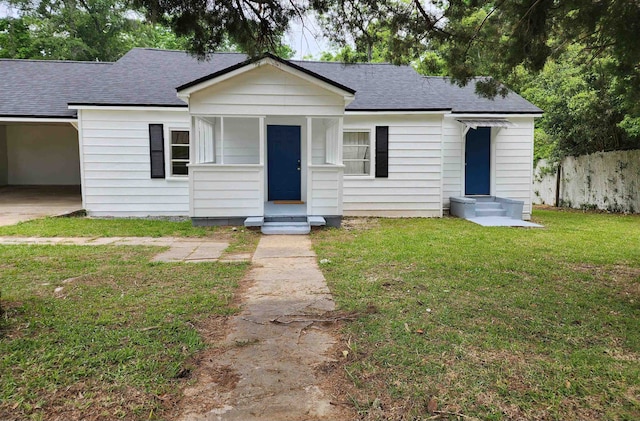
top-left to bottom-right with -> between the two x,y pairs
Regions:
313,209 -> 640,421
0,217 -> 218,238
0,221 -> 254,420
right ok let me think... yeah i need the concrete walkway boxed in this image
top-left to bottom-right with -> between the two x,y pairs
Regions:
0,237 -> 231,262
179,235 -> 348,421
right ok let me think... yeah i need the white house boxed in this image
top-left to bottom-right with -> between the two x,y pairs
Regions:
0,49 -> 542,231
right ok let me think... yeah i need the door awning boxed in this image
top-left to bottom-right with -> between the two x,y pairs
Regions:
456,119 -> 516,130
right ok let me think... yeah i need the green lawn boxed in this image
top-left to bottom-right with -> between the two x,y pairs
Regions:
0,217 -> 217,238
0,221 -> 254,420
313,210 -> 640,421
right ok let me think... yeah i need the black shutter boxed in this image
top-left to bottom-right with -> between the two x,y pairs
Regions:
149,124 -> 165,179
375,126 -> 389,178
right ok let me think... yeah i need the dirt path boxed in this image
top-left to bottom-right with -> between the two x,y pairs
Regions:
177,235 -> 352,421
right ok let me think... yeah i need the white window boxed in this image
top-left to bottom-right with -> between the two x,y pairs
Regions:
343,131 -> 371,176
170,130 -> 190,176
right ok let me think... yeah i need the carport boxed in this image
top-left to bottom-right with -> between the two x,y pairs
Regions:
0,119 -> 82,226
0,185 -> 82,226
0,58 -> 108,225
0,121 -> 81,186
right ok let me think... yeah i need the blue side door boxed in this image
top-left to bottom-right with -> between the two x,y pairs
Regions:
465,127 -> 491,195
267,125 -> 301,201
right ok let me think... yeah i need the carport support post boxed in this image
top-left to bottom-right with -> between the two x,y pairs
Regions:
0,125 -> 7,185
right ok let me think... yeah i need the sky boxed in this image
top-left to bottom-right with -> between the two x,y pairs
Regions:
285,16 -> 332,60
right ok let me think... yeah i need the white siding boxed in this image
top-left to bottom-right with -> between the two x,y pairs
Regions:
493,118 -> 534,218
190,165 -> 263,218
189,65 -> 346,116
442,119 -> 463,208
79,109 -> 190,217
441,117 -> 535,218
309,166 -> 342,215
342,115 -> 443,217
6,124 -> 80,185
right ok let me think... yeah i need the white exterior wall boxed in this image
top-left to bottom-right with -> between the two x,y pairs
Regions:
442,116 -> 535,219
79,109 -> 190,217
189,65 -> 346,117
442,120 -> 463,207
493,118 -> 534,218
0,125 -> 7,185
342,114 -> 443,217
6,124 -> 80,185
190,165 -> 263,218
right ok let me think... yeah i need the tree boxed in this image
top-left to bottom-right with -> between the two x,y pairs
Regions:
0,0 -> 188,61
516,46 -> 638,159
131,0 -> 639,107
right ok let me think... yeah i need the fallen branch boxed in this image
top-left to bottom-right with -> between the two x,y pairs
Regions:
270,315 -> 359,325
139,326 -> 160,332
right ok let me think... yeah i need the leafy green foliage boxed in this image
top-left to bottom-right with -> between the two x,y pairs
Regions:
0,0 -> 187,61
517,46 -> 639,158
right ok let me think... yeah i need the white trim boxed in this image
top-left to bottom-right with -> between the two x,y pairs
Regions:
445,113 -> 542,118
187,163 -> 263,169
306,117 -> 313,213
177,57 -> 356,99
0,117 -> 77,123
166,126 -> 191,178
76,109 -> 87,210
490,128 -> 497,196
346,110 -> 448,116
342,128 -> 373,178
439,117 -> 445,217
459,123 -> 466,196
68,105 -> 187,112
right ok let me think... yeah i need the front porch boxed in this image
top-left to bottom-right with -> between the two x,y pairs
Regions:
188,115 -> 345,229
176,54 -> 357,230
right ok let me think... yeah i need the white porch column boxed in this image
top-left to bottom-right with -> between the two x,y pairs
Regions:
306,117 -> 314,210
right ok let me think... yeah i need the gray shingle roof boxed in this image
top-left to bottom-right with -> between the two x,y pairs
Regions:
0,59 -> 112,118
0,48 -> 541,118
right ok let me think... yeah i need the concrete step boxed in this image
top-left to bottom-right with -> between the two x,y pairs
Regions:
469,195 -> 495,202
307,216 -> 326,226
261,221 -> 311,235
476,209 -> 507,217
244,216 -> 264,227
476,202 -> 502,210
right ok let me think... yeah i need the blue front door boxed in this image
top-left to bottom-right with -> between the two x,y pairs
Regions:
267,125 -> 301,201
465,127 -> 491,195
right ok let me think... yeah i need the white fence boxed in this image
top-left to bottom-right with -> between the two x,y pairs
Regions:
533,150 -> 640,213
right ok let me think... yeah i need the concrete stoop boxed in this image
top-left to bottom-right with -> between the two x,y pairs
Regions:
245,216 -> 326,235
449,195 -> 543,227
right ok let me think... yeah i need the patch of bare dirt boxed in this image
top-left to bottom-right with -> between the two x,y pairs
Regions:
341,217 -> 381,232
569,263 -> 640,301
164,274 -> 254,419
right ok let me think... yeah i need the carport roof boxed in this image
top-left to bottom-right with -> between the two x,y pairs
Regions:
0,48 -> 542,118
0,59 -> 112,118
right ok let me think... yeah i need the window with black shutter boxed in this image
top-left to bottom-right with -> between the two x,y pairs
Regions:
149,124 -> 165,179
375,126 -> 389,178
